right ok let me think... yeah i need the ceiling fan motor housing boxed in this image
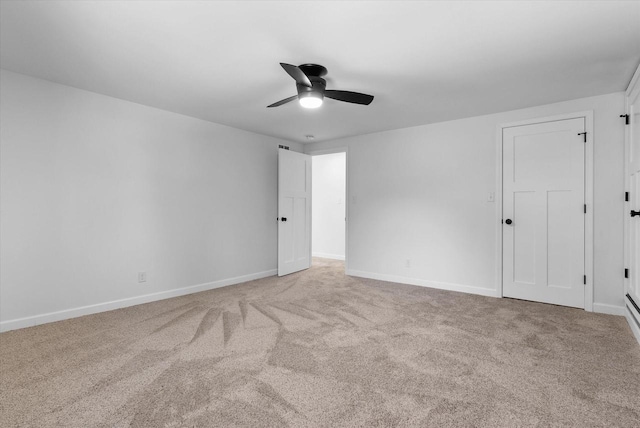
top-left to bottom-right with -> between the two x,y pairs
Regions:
297,77 -> 326,100
298,64 -> 328,77
297,64 -> 327,100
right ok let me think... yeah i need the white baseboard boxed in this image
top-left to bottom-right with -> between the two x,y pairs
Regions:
346,269 -> 500,298
0,269 -> 277,333
625,296 -> 640,345
592,303 -> 626,316
312,252 -> 345,261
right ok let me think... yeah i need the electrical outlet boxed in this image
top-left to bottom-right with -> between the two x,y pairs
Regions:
405,259 -> 411,268
138,272 -> 147,283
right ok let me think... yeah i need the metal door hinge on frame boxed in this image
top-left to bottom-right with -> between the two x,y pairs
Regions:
577,132 -> 587,143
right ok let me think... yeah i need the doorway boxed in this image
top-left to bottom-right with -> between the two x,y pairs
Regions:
498,113 -> 593,309
311,150 -> 347,269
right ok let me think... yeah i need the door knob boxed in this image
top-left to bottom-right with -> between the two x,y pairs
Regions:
281,217 -> 287,222
505,219 -> 513,225
632,210 -> 640,218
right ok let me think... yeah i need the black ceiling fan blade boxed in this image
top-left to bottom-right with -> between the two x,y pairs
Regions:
280,63 -> 312,88
324,90 -> 374,105
267,95 -> 298,108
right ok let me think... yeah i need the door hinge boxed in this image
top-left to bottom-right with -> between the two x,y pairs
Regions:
577,132 -> 587,143
620,114 -> 630,125
625,268 -> 629,279
626,191 -> 630,202
584,204 -> 587,214
583,275 -> 587,285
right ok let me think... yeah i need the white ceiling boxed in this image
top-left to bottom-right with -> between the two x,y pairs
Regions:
1,1 -> 639,144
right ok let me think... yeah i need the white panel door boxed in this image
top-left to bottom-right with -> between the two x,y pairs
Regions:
626,74 -> 640,314
503,118 -> 585,308
278,149 -> 311,276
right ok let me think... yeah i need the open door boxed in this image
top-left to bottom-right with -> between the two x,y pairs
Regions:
625,65 -> 640,331
278,149 -> 311,276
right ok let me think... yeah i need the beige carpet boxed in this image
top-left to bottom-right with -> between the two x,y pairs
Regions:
1,258 -> 639,427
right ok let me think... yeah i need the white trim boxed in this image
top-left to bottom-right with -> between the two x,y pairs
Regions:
306,147 -> 348,156
626,293 -> 640,324
307,146 -> 350,272
347,269 -> 500,298
345,148 -> 349,272
625,299 -> 640,345
495,111 -> 594,311
584,112 -> 594,311
0,269 -> 276,333
312,252 -> 345,261
626,62 -> 640,98
499,111 -> 593,130
495,124 -> 504,298
623,76 -> 632,314
592,303 -> 626,316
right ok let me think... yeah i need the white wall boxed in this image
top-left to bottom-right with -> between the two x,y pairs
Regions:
0,70 -> 302,330
305,92 -> 625,312
312,153 -> 346,260
1,70 -> 625,332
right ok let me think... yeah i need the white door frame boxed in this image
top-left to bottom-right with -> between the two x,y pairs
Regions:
306,146 -> 349,271
495,111 -> 594,311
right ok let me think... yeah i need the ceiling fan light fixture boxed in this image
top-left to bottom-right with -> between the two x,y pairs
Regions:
267,63 -> 373,109
299,92 -> 323,109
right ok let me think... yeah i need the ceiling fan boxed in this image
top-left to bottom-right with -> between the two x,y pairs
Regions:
267,63 -> 374,109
